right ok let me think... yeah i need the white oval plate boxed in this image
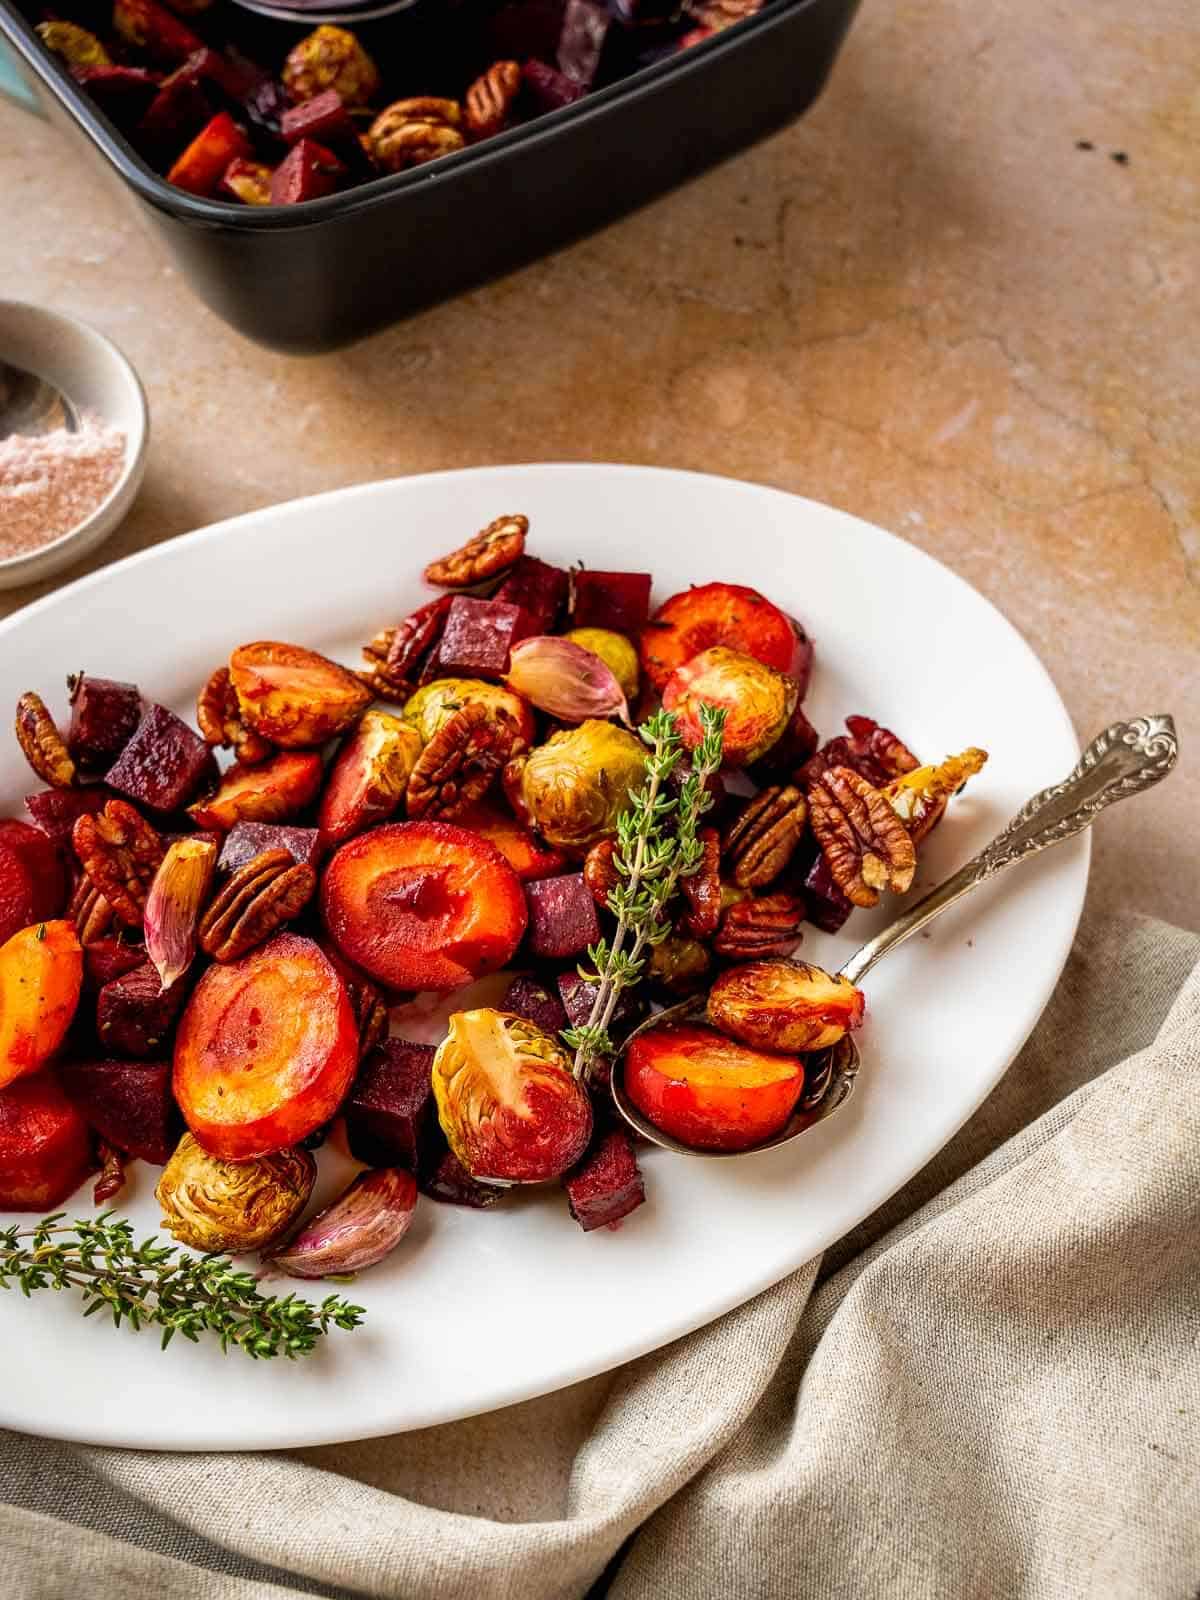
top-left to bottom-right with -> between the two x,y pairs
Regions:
0,465 -> 1086,1451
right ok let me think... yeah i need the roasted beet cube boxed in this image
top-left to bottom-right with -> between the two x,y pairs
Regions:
525,873 -> 601,960
242,76 -> 289,144
496,555 -> 569,633
281,88 -> 353,147
522,57 -> 587,113
557,969 -> 644,1036
71,65 -> 160,129
802,853 -> 852,933
504,973 -> 569,1035
58,1058 -> 176,1165
571,570 -> 652,634
269,139 -> 345,204
107,704 -> 216,816
138,72 -> 213,154
0,818 -> 66,920
218,821 -> 322,874
67,675 -> 144,771
344,1038 -> 435,1169
563,1128 -> 645,1231
96,960 -> 188,1058
436,596 -> 537,680
25,786 -> 110,851
558,0 -> 610,86
83,937 -> 148,990
419,1146 -> 502,1209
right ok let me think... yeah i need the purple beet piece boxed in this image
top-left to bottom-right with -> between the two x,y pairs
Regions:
242,76 -> 289,144
58,1058 -> 176,1165
557,970 -> 644,1036
571,570 -> 653,634
96,960 -> 188,1059
281,87 -> 353,146
218,821 -> 322,875
436,596 -> 537,680
67,675 -> 144,771
563,1128 -> 645,1230
748,701 -> 820,785
419,1146 -> 503,1209
558,0 -> 610,85
504,973 -> 569,1035
522,58 -> 587,113
344,1039 -> 436,1170
802,853 -> 852,934
137,71 -> 213,153
525,873 -> 601,960
25,786 -> 111,852
107,703 -> 216,816
496,555 -> 569,633
71,65 -> 160,128
84,937 -> 149,991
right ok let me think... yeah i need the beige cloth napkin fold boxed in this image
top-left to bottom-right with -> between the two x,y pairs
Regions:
3,909 -> 1199,1600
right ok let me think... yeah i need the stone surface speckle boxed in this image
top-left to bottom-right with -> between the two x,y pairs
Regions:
0,0 -> 1195,926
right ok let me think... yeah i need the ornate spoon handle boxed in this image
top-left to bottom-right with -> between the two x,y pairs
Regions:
839,715 -> 1178,986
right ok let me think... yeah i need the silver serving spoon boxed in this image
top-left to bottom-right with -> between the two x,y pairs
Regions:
611,713 -> 1179,1159
0,357 -> 78,442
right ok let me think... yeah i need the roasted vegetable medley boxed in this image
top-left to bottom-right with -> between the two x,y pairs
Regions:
0,513 -> 987,1298
31,0 -> 771,204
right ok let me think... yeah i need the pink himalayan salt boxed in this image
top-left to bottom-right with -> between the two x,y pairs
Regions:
0,412 -> 127,559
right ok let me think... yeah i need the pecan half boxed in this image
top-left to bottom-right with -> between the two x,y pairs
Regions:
69,875 -> 115,945
367,99 -> 465,173
723,784 -> 807,889
357,631 -> 411,703
809,765 -> 916,908
583,837 -> 619,908
15,692 -> 75,788
197,667 -> 274,766
714,892 -> 805,960
406,701 -> 519,820
73,799 -> 165,927
464,60 -> 521,139
198,849 -> 317,963
680,827 -> 722,937
423,515 -> 528,590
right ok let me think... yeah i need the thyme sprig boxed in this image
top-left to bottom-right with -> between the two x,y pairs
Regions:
565,703 -> 726,1079
0,1213 -> 364,1359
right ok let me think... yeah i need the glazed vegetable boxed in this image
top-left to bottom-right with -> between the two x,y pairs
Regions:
563,628 -> 640,700
432,1009 -> 592,1184
707,960 -> 865,1053
156,1133 -> 316,1253
503,720 -> 647,854
625,1022 -> 805,1152
403,677 -> 535,748
173,933 -> 358,1159
0,1070 -> 94,1209
0,921 -> 83,1090
661,646 -> 796,767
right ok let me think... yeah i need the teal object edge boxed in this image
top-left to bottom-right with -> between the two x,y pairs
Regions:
0,37 -> 42,112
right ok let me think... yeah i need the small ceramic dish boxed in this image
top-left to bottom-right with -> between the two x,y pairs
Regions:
0,300 -> 148,591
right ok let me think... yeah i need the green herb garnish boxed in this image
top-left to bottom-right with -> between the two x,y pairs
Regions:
0,1213 -> 364,1359
564,703 -> 726,1080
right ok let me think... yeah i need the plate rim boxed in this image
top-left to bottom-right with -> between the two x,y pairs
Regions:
0,464 -> 1089,1450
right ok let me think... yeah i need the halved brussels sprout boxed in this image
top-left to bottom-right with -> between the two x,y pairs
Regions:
432,1009 -> 592,1184
503,720 -> 646,855
155,1133 -> 316,1254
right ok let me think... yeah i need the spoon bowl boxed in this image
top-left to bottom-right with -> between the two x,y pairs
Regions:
611,714 -> 1178,1160
0,357 -> 79,441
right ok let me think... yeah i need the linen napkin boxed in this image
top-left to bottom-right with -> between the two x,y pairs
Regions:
3,908 -> 1198,1600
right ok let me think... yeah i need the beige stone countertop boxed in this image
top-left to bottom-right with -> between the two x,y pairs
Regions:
0,0 -> 1195,929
